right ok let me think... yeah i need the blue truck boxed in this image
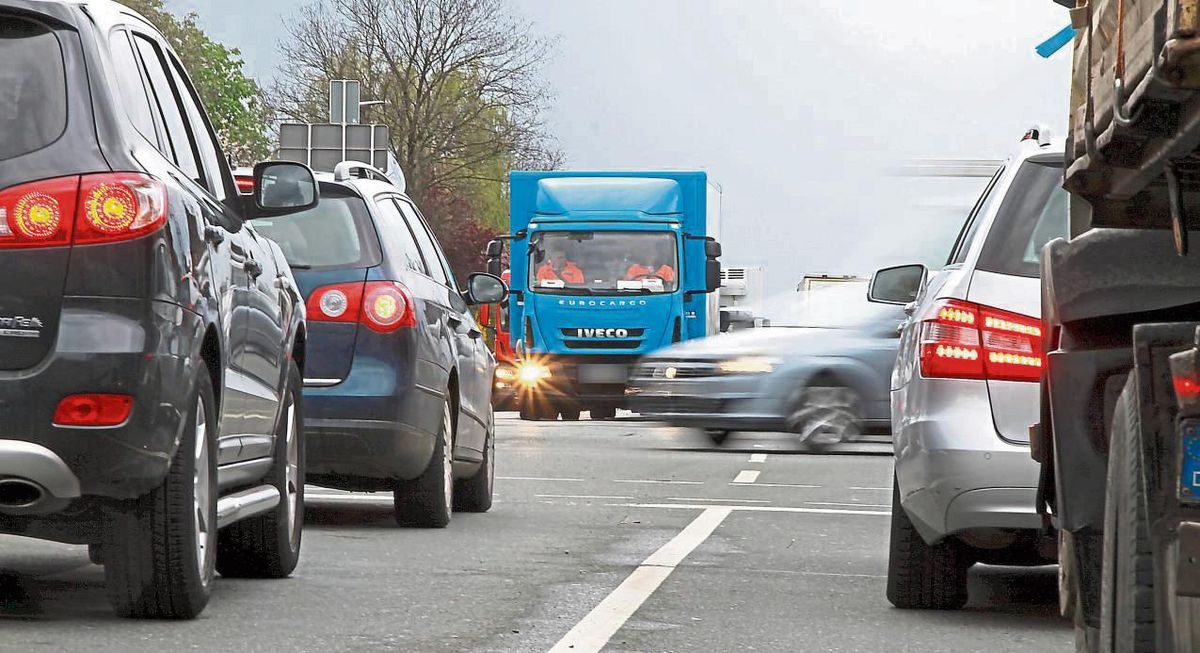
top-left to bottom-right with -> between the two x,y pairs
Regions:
487,171 -> 723,421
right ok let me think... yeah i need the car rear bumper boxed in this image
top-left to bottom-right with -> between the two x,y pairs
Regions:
893,377 -> 1041,543
302,354 -> 442,485
0,298 -> 203,505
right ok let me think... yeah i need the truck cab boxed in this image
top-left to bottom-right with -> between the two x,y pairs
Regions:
491,172 -> 721,420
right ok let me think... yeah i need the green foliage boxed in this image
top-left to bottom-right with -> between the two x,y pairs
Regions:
118,0 -> 271,164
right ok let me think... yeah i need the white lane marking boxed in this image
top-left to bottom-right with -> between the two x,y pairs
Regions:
849,486 -> 890,491
497,476 -> 585,482
306,493 -> 392,503
548,508 -> 731,653
666,497 -> 770,504
727,482 -> 820,489
614,479 -> 704,485
752,444 -> 765,449
805,501 -> 892,509
732,470 -> 760,484
536,494 -> 634,500
748,453 -> 767,463
614,503 -> 889,516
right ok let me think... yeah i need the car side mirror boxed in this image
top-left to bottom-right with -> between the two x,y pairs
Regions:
252,161 -> 318,217
868,264 -> 928,305
465,272 -> 508,306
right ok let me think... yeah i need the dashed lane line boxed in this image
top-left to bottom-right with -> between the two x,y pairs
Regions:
614,503 -> 890,516
497,476 -> 585,482
613,479 -> 704,485
849,486 -> 891,491
536,494 -> 634,500
666,497 -> 770,504
732,470 -> 761,484
804,501 -> 892,509
547,507 -> 732,653
728,481 -> 820,489
748,453 -> 767,463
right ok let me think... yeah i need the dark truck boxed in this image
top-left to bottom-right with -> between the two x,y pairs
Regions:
1043,1 -> 1200,649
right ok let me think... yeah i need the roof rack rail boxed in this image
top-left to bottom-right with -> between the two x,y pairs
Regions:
333,161 -> 393,185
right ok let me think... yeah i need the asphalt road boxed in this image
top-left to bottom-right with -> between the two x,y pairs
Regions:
0,415 -> 1071,652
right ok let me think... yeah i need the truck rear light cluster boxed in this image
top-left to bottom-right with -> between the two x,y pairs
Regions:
0,174 -> 167,249
307,281 -> 416,333
919,299 -> 1043,382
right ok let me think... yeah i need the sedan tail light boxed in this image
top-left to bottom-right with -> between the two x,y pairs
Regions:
307,281 -> 416,333
919,299 -> 1043,382
0,174 -> 167,249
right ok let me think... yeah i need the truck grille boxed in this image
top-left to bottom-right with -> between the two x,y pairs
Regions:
563,340 -> 643,350
634,361 -> 723,379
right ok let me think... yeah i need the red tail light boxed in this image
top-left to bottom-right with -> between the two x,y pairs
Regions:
53,394 -> 134,427
919,299 -> 1043,382
307,281 -> 416,333
0,174 -> 167,249
235,175 -> 255,195
0,176 -> 78,248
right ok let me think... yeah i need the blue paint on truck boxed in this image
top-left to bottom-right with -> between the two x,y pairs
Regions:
499,171 -> 722,419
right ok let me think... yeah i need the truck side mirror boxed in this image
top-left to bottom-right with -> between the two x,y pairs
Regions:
486,239 -> 503,276
706,259 -> 721,293
705,239 -> 722,258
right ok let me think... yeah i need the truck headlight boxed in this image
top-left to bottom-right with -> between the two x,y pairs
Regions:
516,361 -> 551,385
719,356 -> 779,375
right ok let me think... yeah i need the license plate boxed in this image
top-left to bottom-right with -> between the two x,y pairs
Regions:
1181,421 -> 1200,502
578,364 -> 628,384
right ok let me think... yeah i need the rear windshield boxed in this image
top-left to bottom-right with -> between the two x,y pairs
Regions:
251,188 -> 381,269
975,160 -> 1069,278
0,18 -> 67,161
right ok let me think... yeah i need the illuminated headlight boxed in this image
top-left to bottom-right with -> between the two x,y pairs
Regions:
719,356 -> 780,375
495,366 -> 517,381
516,361 -> 551,385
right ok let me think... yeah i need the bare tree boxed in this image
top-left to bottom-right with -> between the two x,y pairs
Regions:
272,0 -> 561,207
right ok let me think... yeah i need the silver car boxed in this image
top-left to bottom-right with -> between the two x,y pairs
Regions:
870,129 -> 1068,610
629,285 -> 903,445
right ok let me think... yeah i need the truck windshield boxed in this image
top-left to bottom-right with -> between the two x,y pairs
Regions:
529,231 -> 678,294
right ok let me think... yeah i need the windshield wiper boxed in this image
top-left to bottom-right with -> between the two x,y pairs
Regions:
290,263 -> 314,270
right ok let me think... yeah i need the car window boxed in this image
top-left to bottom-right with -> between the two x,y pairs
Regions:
251,187 -> 381,269
399,200 -> 455,287
976,160 -> 1069,278
0,18 -> 67,161
165,52 -> 227,201
372,197 -> 429,275
132,34 -> 201,182
948,165 -> 1004,265
108,30 -> 160,151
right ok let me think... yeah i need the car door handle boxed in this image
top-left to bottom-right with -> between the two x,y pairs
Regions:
447,315 -> 464,330
467,327 -> 483,340
243,259 -> 263,279
204,225 -> 225,245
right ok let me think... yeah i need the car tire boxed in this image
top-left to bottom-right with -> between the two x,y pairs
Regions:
885,475 -> 970,610
559,409 -> 581,421
706,429 -> 730,445
1096,378 -> 1156,652
592,406 -> 617,421
216,361 -> 305,579
88,543 -> 104,566
394,398 -> 454,528
519,399 -> 554,421
453,412 -> 495,513
103,367 -> 217,619
787,381 -> 862,446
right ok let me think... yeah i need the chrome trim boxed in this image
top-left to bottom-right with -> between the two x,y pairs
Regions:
304,378 -> 344,387
216,485 -> 281,529
0,440 -> 81,500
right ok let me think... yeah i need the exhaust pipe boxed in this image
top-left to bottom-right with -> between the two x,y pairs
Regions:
0,479 -> 45,509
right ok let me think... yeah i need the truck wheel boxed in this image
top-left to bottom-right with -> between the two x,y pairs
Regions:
592,406 -> 617,421
394,398 -> 453,528
1097,379 -> 1156,652
216,361 -> 304,579
559,409 -> 581,421
103,367 -> 217,619
705,429 -> 730,445
519,399 -> 554,421
453,413 -> 495,513
886,475 -> 970,610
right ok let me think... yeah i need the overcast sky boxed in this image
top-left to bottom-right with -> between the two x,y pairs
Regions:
172,0 -> 1072,296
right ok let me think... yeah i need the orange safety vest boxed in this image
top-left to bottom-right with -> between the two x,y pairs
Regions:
537,262 -> 584,284
626,264 -> 675,282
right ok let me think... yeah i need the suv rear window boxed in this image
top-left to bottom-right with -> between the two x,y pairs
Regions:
975,159 -> 1069,278
0,18 -> 67,161
251,187 -> 381,269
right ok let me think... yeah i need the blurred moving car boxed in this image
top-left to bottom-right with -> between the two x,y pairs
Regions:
0,0 -> 317,618
629,283 -> 903,445
250,161 -> 507,528
875,127 -> 1068,610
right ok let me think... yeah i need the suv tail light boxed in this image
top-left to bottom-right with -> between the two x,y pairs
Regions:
919,299 -> 1043,382
307,281 -> 416,333
0,174 -> 167,249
